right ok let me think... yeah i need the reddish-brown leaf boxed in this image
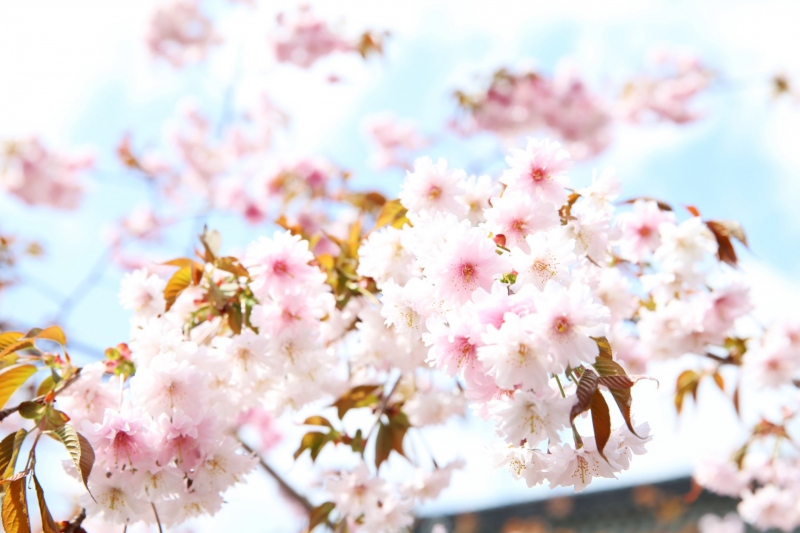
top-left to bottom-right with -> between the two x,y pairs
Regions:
590,390 -> 612,460
570,370 -> 599,423
685,205 -> 701,217
597,375 -> 636,389
706,220 -> 739,267
375,423 -> 392,470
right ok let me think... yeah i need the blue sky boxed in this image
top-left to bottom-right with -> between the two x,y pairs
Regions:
2,0 -> 800,530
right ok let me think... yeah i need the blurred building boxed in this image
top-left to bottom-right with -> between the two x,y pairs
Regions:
415,477 -> 762,533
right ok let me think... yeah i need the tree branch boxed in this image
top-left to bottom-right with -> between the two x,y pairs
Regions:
0,368 -> 82,423
237,438 -> 314,514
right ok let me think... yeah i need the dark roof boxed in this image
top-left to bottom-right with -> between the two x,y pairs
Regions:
416,477 -> 790,533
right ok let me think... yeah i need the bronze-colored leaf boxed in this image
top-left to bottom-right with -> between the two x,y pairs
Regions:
227,304 -> 243,335
33,475 -> 59,533
592,336 -> 613,360
332,385 -> 381,419
590,390 -> 612,460
706,220 -> 740,267
712,372 -> 725,392
215,257 -> 250,278
675,370 -> 700,414
375,423 -> 392,469
570,370 -> 599,423
306,501 -> 335,532
303,416 -> 333,428
0,365 -> 38,408
163,266 -> 193,312
597,375 -> 636,389
2,477 -> 31,533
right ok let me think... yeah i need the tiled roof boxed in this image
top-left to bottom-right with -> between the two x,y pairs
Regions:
416,477 -> 786,533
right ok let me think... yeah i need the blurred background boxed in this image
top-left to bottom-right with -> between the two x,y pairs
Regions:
2,0 -> 800,531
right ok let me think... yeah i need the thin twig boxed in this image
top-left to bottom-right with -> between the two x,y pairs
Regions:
151,502 -> 164,533
62,508 -> 87,533
237,438 -> 314,514
0,368 -> 82,423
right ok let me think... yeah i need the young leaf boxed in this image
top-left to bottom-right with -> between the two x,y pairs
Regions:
293,432 -> 330,461
712,372 -> 725,392
590,390 -> 612,460
2,477 -> 31,533
163,266 -> 193,312
227,303 -> 243,335
215,257 -> 250,278
374,199 -> 408,230
675,370 -> 700,414
570,370 -> 599,424
592,336 -> 613,360
306,501 -> 335,532
303,416 -> 333,428
33,475 -> 59,533
0,332 -> 24,354
0,429 -> 27,479
31,326 -> 66,346
0,339 -> 35,360
597,375 -> 636,390
53,425 -> 94,496
375,423 -> 392,469
36,375 -> 56,397
0,365 -> 38,408
332,385 -> 381,419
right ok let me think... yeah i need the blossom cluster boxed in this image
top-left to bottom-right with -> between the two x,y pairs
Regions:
0,138 -> 92,210
456,51 -> 711,158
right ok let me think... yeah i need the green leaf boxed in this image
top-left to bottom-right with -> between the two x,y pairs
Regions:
33,475 -> 59,533
590,390 -> 612,461
36,376 -> 55,397
2,477 -> 31,533
306,501 -> 335,532
293,432 -> 330,461
53,425 -> 94,497
0,365 -> 38,408
303,416 -> 333,428
332,385 -> 381,419
18,401 -> 44,421
164,266 -> 193,312
0,430 -> 27,479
